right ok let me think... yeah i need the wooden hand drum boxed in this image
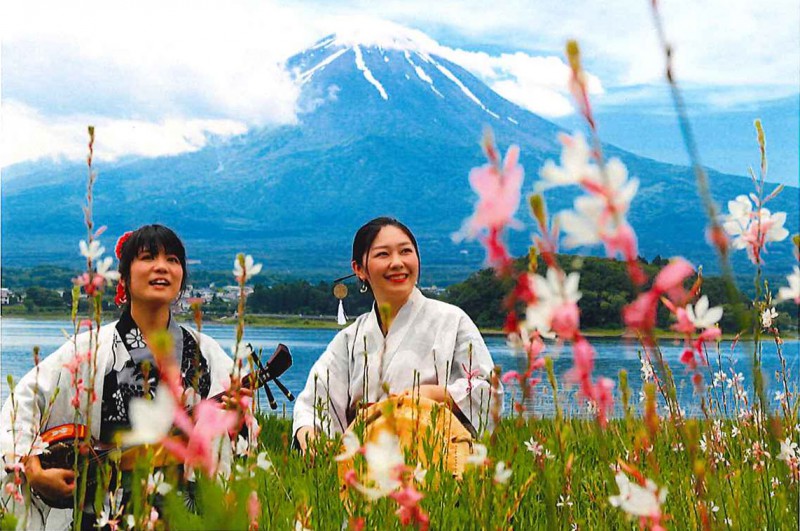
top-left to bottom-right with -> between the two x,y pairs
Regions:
337,395 -> 474,490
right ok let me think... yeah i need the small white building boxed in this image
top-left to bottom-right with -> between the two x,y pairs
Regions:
0,288 -> 11,305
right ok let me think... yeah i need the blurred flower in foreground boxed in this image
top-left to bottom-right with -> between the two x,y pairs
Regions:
777,266 -> 800,303
609,470 -> 667,529
722,194 -> 788,264
234,254 -> 263,282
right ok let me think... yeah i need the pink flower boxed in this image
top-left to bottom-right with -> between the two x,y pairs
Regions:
247,491 -> 260,531
467,143 -> 524,235
550,302 -> 581,340
622,291 -> 660,333
501,371 -> 521,385
652,258 -> 694,300
592,377 -> 615,426
391,485 -> 429,530
462,363 -> 480,393
162,400 -> 239,476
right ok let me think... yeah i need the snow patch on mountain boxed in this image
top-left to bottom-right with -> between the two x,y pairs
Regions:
298,47 -> 348,85
404,51 -> 443,98
353,45 -> 388,100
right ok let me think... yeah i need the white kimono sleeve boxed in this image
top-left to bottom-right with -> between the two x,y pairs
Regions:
292,330 -> 351,438
445,311 -> 502,435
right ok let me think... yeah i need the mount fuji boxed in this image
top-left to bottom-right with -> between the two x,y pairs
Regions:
2,28 -> 796,282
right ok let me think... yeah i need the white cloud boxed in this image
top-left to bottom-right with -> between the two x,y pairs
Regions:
1,101 -> 247,167
1,0 -> 795,166
340,0 -> 799,88
435,49 -> 603,117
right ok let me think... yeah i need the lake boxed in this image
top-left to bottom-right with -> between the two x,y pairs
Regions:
2,317 -> 797,418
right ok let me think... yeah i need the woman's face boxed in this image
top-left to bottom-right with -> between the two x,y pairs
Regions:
125,247 -> 183,308
355,225 -> 419,308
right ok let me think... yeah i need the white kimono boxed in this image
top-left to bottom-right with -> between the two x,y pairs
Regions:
292,288 -> 501,438
0,321 -> 234,530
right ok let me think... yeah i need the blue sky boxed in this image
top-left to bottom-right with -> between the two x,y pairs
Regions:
1,0 -> 797,185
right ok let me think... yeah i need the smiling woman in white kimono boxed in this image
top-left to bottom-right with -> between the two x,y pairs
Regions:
0,225 -> 235,530
293,217 -> 501,453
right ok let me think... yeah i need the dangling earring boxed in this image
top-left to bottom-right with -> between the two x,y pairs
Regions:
359,280 -> 368,294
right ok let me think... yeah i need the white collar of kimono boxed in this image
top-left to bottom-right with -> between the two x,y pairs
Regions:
367,287 -> 426,382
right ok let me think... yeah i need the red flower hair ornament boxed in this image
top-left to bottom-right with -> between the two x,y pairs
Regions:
114,231 -> 133,306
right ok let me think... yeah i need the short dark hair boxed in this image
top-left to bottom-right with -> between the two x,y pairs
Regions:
352,217 -> 420,291
118,224 -> 188,302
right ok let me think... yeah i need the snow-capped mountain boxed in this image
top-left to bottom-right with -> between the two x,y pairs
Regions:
2,28 -> 796,281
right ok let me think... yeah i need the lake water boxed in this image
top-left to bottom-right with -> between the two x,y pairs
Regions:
2,317 -> 797,418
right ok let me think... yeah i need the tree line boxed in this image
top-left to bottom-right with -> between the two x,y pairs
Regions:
3,257 -> 795,332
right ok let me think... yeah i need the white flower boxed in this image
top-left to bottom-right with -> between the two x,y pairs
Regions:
686,296 -> 723,330
256,451 -> 273,471
234,435 -> 250,456
559,195 -> 606,248
525,269 -> 581,336
712,371 -> 727,387
363,430 -> 405,496
722,195 -> 752,241
731,426 -> 740,439
524,437 -> 543,457
761,307 -> 778,329
777,437 -> 798,462
556,494 -> 573,508
640,358 -> 654,382
609,471 -> 667,518
95,509 -> 111,528
723,195 -> 789,262
125,515 -> 135,529
122,384 -> 176,445
79,240 -> 105,260
558,159 -> 638,251
493,461 -> 512,484
544,449 -> 555,460
233,254 -> 263,281
466,443 -> 489,468
777,266 -> 800,303
295,520 -> 312,531
231,343 -> 253,361
538,132 -> 598,188
728,372 -> 744,389
95,256 -> 120,283
775,391 -> 786,403
413,462 -> 427,484
335,431 -> 361,462
147,471 -> 173,496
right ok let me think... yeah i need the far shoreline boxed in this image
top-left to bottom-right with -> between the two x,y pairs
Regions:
3,310 -> 796,341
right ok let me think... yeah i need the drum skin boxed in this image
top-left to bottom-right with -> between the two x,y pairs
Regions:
337,395 -> 474,492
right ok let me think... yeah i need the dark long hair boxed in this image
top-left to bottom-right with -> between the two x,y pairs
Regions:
117,224 -> 188,302
352,217 -> 420,291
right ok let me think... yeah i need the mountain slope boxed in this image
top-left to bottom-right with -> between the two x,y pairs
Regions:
2,30 -> 796,282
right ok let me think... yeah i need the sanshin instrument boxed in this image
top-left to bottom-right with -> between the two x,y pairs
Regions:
34,343 -> 294,508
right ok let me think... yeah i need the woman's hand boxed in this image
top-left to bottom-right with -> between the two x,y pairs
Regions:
295,426 -> 318,455
398,385 -> 451,404
221,386 -> 254,409
23,455 -> 75,501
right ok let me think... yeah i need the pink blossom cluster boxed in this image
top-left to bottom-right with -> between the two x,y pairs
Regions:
458,130 -> 524,273
338,430 -> 429,530
538,132 -> 645,285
